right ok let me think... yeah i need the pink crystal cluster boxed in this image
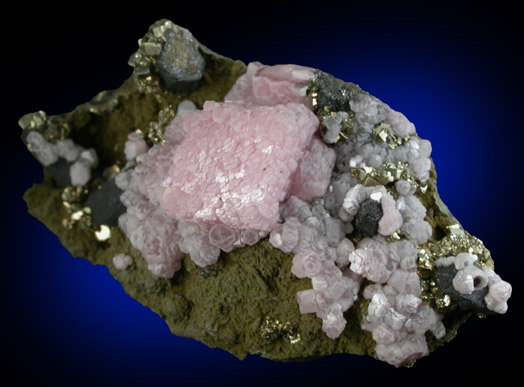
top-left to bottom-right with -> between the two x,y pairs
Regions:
362,278 -> 445,367
160,100 -> 320,231
118,62 -> 336,277
224,61 -> 313,108
271,173 -> 437,346
359,239 -> 445,367
269,196 -> 362,339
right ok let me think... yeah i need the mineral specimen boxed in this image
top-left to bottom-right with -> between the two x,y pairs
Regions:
21,19 -> 512,367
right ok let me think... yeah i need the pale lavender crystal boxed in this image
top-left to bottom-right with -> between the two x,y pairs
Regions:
289,137 -> 336,202
296,289 -> 317,314
240,229 -> 264,246
26,131 -> 58,166
162,100 -> 196,145
335,238 -> 355,267
384,109 -> 416,137
322,303 -> 346,339
336,93 -> 432,181
485,280 -> 512,314
208,224 -> 238,253
177,220 -> 220,267
360,240 -> 445,367
272,196 -> 363,339
126,209 -> 182,278
56,139 -> 81,162
452,265 -> 488,294
70,158 -> 93,186
349,238 -> 399,284
124,132 -> 149,161
322,112 -> 349,144
396,193 -> 432,245
291,252 -> 323,278
112,254 -> 133,270
362,284 -> 444,367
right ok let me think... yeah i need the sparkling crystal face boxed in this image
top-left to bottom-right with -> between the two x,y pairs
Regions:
158,101 -> 320,231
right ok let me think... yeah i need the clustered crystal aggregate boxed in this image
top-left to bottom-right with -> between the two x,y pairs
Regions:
21,20 -> 511,367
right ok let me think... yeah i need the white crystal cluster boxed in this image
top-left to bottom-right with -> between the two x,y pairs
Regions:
334,93 -> 432,180
176,220 -> 265,267
266,89 -> 446,365
359,239 -> 445,367
362,280 -> 445,367
26,131 -> 98,186
124,132 -> 149,162
436,253 -> 512,314
117,188 -> 183,278
322,93 -> 443,365
269,196 -> 362,339
322,111 -> 349,144
271,166 -> 439,365
112,253 -> 133,270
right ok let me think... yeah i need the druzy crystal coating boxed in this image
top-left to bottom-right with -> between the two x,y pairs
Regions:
21,19 -> 511,367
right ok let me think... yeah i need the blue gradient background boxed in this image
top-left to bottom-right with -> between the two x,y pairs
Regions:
3,2 -> 521,385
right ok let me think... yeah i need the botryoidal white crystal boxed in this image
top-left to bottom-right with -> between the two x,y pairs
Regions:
113,254 -> 133,270
124,132 -> 149,161
322,112 -> 349,144
336,93 -> 432,181
26,131 -> 59,166
71,149 -> 98,186
359,240 -> 446,367
26,130 -> 98,186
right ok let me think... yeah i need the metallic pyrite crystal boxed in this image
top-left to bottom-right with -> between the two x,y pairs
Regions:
21,19 -> 511,367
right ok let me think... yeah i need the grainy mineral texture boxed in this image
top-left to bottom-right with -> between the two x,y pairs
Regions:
21,19 -> 511,367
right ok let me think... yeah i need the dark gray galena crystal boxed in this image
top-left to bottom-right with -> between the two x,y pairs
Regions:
434,264 -> 491,314
156,25 -> 205,93
354,197 -> 384,237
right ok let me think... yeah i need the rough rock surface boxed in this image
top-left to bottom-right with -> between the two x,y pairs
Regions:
21,19 -> 511,367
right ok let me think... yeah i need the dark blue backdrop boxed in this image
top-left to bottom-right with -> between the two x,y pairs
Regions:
3,2 -> 521,385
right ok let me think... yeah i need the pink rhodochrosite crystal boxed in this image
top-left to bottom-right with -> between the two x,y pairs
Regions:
119,61 -> 337,275
159,100 -> 321,231
225,61 -> 314,107
289,137 -> 337,201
